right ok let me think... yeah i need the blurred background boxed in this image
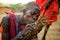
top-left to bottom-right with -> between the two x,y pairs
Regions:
0,0 -> 35,13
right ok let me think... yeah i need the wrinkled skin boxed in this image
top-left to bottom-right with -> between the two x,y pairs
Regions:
1,2 -> 40,40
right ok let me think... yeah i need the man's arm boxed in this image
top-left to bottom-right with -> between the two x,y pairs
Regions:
1,16 -> 10,40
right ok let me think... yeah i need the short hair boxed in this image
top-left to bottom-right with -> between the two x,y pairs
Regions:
23,2 -> 40,15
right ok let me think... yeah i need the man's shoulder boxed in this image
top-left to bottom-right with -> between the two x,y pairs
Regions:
3,13 -> 23,20
3,14 -> 10,20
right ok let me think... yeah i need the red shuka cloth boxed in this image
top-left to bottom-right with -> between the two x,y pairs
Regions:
35,0 -> 58,24
9,12 -> 16,38
9,12 -> 25,38
0,25 -> 3,33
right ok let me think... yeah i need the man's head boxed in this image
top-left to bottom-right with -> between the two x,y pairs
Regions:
23,2 -> 40,24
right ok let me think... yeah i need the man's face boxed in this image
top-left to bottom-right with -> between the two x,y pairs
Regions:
23,9 -> 39,24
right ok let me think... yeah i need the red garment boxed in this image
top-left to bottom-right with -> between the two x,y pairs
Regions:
19,25 -> 25,31
0,25 -> 3,33
9,12 -> 16,38
35,0 -> 58,24
0,25 -> 3,40
9,12 -> 25,38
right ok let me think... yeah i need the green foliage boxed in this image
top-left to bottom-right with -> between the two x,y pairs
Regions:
10,3 -> 25,12
0,2 -> 4,6
0,2 -> 25,13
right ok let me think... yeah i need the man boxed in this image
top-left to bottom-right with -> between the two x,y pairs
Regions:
35,0 -> 58,40
1,2 -> 40,40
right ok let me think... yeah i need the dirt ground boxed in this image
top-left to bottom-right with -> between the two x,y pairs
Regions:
0,9 -> 60,40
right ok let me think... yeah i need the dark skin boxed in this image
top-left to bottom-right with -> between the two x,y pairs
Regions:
16,0 -> 57,40
1,2 -> 40,40
11,0 -> 54,40
1,0 -> 54,40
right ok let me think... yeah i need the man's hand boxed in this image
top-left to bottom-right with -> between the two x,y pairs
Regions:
21,23 -> 37,40
10,23 -> 36,40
